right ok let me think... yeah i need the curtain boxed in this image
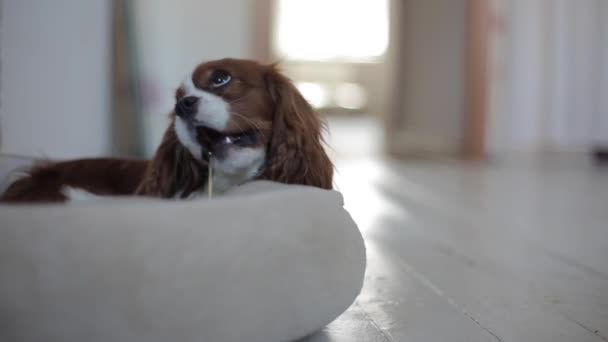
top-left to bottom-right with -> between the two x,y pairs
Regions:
487,0 -> 608,154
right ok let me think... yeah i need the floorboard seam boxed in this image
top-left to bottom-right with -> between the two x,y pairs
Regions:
562,313 -> 608,342
354,302 -> 394,342
539,246 -> 608,280
397,260 -> 505,342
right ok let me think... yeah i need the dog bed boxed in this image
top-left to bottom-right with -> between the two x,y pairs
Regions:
0,157 -> 366,342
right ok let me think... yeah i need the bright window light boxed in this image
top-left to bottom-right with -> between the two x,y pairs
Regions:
335,83 -> 367,109
296,82 -> 330,108
274,0 -> 389,61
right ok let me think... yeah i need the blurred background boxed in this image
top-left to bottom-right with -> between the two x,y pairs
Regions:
0,0 -> 606,162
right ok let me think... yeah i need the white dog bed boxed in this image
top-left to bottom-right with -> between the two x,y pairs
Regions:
0,170 -> 366,342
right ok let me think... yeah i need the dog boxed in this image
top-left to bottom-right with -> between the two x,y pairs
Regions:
0,58 -> 333,203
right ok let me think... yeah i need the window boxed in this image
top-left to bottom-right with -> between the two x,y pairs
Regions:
273,0 -> 390,62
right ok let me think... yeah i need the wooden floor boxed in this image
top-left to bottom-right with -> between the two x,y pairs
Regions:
302,118 -> 608,341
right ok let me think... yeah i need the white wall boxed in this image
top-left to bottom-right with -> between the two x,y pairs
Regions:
0,0 -> 253,159
0,0 -> 112,159
132,0 -> 252,156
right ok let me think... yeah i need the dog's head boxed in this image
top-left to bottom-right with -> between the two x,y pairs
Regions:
165,58 -> 333,194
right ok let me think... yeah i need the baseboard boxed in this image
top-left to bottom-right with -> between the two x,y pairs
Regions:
385,131 -> 461,158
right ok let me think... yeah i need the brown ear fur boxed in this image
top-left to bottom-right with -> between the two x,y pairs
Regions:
135,121 -> 207,198
260,66 -> 333,189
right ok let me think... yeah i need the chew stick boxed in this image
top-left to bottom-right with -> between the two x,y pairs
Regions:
207,152 -> 213,199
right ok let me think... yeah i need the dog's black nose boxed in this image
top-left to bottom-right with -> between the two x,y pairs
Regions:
175,96 -> 199,118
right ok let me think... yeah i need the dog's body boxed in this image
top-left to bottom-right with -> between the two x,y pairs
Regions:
1,59 -> 333,203
1,159 -> 147,202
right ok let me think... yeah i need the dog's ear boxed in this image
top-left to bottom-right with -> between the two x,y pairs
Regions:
260,65 -> 333,189
136,122 -> 207,198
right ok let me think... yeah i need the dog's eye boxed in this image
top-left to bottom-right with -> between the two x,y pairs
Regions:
209,70 -> 232,89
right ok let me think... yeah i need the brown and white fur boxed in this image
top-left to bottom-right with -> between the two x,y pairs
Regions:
0,58 -> 333,203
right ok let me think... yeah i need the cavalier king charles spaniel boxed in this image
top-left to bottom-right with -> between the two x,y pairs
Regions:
1,58 -> 333,203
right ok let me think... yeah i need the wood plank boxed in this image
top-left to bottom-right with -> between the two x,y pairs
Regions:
365,160 -> 608,341
374,229 -> 605,342
332,162 -> 503,341
299,303 -> 391,342
355,241 -> 499,341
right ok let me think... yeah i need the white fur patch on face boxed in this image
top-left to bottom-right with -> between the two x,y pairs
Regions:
182,77 -> 230,131
210,147 -> 266,194
175,117 -> 202,160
